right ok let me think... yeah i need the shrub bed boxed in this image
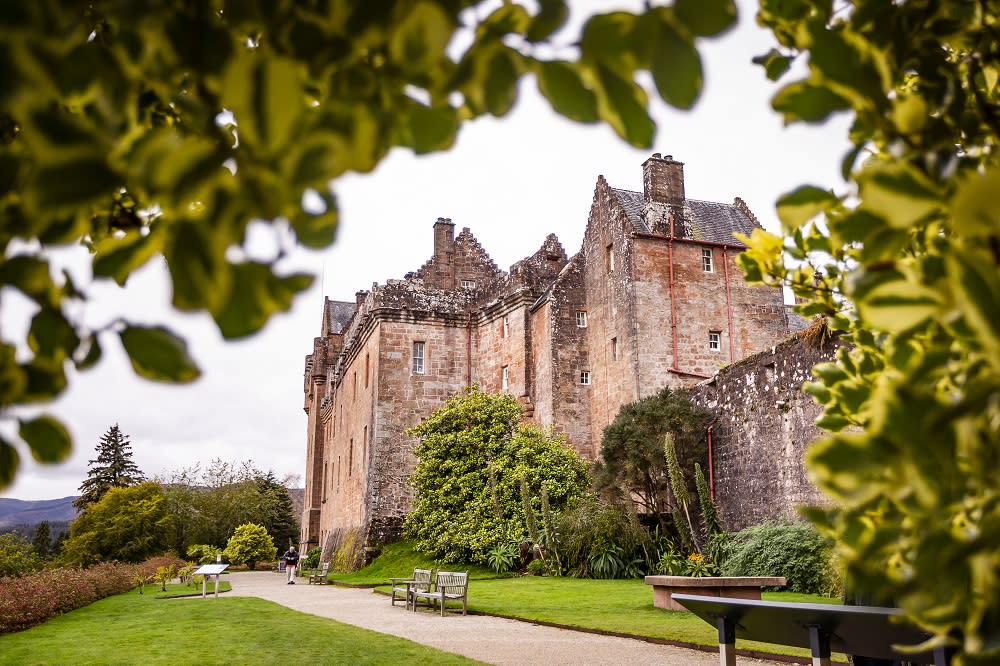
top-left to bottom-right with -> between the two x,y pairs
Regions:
0,555 -> 185,634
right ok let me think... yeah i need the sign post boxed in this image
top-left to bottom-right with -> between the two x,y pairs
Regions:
193,563 -> 229,598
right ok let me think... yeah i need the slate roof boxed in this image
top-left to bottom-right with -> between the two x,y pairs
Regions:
325,300 -> 356,334
612,188 -> 756,247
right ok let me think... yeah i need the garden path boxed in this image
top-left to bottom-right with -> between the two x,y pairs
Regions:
225,571 -> 787,665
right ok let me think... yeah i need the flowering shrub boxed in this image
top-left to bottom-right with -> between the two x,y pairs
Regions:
0,555 -> 185,634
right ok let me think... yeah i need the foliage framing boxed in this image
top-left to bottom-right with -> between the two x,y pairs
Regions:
0,0 -> 737,488
737,1 -> 1000,660
404,386 -> 589,564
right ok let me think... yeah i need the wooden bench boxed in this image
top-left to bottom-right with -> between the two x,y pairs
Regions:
644,575 -> 786,611
308,562 -> 330,584
410,570 -> 469,616
389,568 -> 433,609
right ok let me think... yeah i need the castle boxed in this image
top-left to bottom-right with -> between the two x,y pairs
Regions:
300,154 -> 809,557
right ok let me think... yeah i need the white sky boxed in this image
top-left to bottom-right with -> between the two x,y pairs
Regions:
3,0 -> 852,501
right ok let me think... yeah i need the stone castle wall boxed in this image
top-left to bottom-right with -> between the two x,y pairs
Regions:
690,325 -> 842,531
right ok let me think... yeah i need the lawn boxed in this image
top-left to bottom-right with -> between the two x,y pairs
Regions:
349,541 -> 846,662
0,583 -> 481,666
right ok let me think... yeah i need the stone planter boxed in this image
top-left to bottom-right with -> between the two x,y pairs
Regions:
644,575 -> 787,611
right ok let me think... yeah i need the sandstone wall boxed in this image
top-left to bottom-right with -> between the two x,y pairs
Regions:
690,327 -> 842,531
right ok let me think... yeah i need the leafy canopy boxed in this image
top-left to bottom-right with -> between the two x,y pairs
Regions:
739,0 -> 1000,659
0,0 -> 736,488
61,481 -> 174,566
593,387 -> 711,521
224,522 -> 277,570
404,386 -> 589,564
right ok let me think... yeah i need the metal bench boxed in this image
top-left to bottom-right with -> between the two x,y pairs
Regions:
410,570 -> 469,616
389,567 -> 433,609
673,593 -> 955,666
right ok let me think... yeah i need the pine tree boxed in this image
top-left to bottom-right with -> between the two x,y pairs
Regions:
74,424 -> 145,510
31,521 -> 51,560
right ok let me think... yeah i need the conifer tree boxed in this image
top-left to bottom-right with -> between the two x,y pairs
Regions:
31,521 -> 51,561
74,424 -> 145,510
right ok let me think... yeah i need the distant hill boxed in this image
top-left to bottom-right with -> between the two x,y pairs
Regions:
0,496 -> 78,528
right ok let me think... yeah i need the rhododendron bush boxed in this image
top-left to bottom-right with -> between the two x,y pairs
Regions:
0,556 -> 184,633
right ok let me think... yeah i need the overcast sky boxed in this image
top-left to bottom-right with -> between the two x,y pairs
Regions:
4,0 -> 852,501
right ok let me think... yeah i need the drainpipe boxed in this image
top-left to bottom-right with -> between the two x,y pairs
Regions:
721,248 -> 736,363
466,309 -> 473,386
667,213 -> 680,372
707,425 -> 715,500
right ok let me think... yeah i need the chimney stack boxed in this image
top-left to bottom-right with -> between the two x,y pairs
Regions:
432,217 -> 456,288
642,153 -> 686,208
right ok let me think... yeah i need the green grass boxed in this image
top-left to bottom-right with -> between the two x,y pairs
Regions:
328,540 -> 500,586
147,581 -> 232,598
0,587 -> 481,666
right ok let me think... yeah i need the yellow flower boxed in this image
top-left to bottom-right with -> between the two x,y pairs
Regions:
687,553 -> 702,562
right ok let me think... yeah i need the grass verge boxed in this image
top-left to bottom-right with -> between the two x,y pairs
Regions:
0,588 -> 481,666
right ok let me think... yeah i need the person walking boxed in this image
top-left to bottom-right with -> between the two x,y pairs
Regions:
282,546 -> 300,584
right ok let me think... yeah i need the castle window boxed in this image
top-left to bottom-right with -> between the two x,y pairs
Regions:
502,316 -> 509,338
702,248 -> 714,272
576,310 -> 588,328
709,331 -> 721,351
502,365 -> 509,391
611,337 -> 618,360
580,371 -> 591,385
412,341 -> 425,374
348,438 -> 353,477
364,353 -> 370,388
460,279 -> 476,289
606,244 -> 615,273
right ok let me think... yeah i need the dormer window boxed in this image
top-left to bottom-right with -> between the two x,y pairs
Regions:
460,279 -> 476,289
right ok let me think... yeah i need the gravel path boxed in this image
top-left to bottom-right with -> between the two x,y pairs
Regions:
225,571 -> 786,665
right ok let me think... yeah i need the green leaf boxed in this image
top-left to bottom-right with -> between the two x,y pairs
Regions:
19,414 -> 72,463
950,169 -> 1000,237
21,359 -> 67,402
852,271 -> 944,334
857,161 -> 942,229
0,344 -> 26,406
752,49 -> 793,81
223,52 -> 304,155
28,307 -> 79,360
649,19 -> 703,110
594,64 -> 654,147
772,80 -> 850,124
776,185 -> 838,229
483,47 -> 521,117
477,3 -> 531,40
526,0 -> 568,42
946,250 -> 1000,367
290,192 -> 339,249
807,25 -> 888,109
398,104 -> 459,154
674,0 -> 737,37
93,230 -> 164,286
536,60 -> 599,123
0,255 -> 54,305
580,12 -> 640,75
0,437 -> 19,489
389,1 -> 454,74
211,263 -> 313,339
119,325 -> 201,383
74,334 -> 102,370
165,220 -> 229,312
31,157 -> 119,213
